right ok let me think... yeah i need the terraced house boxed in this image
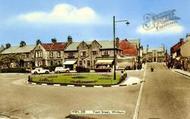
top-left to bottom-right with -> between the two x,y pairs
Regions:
33,39 -> 66,67
64,37 -> 121,70
0,42 -> 35,68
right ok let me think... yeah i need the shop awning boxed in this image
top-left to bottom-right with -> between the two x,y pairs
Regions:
176,57 -> 180,61
96,60 -> 113,65
63,60 -> 77,65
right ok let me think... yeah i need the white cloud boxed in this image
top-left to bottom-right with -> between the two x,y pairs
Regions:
137,23 -> 184,35
18,3 -> 99,24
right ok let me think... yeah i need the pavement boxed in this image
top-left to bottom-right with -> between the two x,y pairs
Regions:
172,69 -> 190,78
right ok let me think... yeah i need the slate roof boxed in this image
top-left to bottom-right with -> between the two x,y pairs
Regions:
65,40 -> 116,51
98,41 -> 114,49
41,42 -> 66,51
64,42 -> 81,51
1,45 -> 35,54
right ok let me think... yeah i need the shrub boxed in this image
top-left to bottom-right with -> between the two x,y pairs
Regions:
95,68 -> 111,72
76,66 -> 90,72
0,68 -> 29,73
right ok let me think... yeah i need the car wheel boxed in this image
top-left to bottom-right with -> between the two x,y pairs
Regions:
45,71 -> 49,74
66,70 -> 69,73
34,72 -> 37,74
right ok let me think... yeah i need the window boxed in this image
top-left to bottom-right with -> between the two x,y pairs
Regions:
68,52 -> 74,58
87,60 -> 90,66
49,51 -> 53,58
57,51 -> 61,58
26,54 -> 30,58
103,51 -> 109,56
81,51 -> 86,57
92,51 -> 97,55
79,61 -> 82,66
35,51 -> 42,58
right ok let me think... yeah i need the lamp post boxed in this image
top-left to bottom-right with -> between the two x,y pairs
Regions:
113,16 -> 130,80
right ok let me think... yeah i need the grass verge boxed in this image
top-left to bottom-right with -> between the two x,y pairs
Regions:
29,73 -> 123,86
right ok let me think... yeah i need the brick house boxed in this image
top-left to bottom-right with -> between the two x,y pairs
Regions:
118,39 -> 138,69
33,41 -> 66,67
170,38 -> 185,62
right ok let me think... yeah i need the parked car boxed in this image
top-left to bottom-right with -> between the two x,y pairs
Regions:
54,67 -> 70,73
31,68 -> 50,74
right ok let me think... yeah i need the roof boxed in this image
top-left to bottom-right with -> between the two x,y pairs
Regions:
148,47 -> 164,52
41,42 -> 66,51
119,40 -> 138,56
65,40 -> 116,51
128,38 -> 140,47
98,40 -> 114,49
171,40 -> 185,53
65,42 -> 80,51
1,45 -> 35,54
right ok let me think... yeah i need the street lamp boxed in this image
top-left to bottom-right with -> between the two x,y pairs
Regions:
113,16 -> 130,80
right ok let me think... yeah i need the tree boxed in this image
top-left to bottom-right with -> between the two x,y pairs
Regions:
0,54 -> 20,68
36,39 -> 42,45
20,41 -> 26,47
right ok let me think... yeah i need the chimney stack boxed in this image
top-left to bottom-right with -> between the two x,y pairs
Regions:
51,38 -> 57,44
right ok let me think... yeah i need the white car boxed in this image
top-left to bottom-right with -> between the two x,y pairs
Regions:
31,68 -> 50,74
54,67 -> 70,73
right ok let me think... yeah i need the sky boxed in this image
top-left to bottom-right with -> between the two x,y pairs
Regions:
0,0 -> 190,50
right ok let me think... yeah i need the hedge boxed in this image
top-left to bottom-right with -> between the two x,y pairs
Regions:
94,68 -> 111,72
0,68 -> 30,73
76,66 -> 90,72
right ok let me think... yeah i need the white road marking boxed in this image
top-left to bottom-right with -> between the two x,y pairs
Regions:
54,84 -> 61,86
41,83 -> 47,86
94,86 -> 103,88
67,85 -> 75,87
133,64 -> 147,119
111,85 -> 120,88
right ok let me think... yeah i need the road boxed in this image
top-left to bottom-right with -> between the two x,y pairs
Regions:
138,63 -> 190,119
0,71 -> 143,119
0,63 -> 190,119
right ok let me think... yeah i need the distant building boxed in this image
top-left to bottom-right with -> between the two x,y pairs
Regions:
143,45 -> 165,62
